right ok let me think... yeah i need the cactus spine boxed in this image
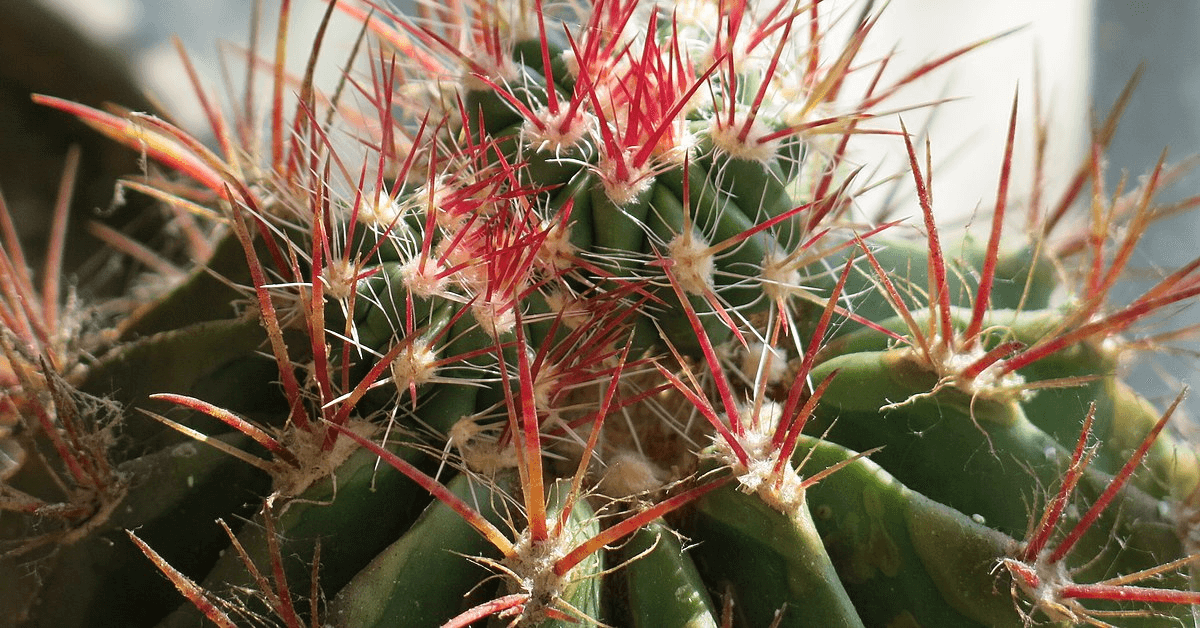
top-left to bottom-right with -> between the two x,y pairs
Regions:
3,0 -> 1200,626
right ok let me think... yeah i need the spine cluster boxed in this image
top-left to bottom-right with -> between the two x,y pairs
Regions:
3,1 -> 1200,626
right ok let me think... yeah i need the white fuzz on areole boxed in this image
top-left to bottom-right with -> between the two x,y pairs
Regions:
758,251 -> 804,303
658,121 -> 701,166
459,54 -> 521,92
560,48 -> 580,81
275,420 -> 376,501
751,457 -> 808,522
707,111 -> 783,163
398,255 -> 450,299
709,401 -> 808,521
600,449 -> 668,497
434,234 -> 487,291
542,289 -> 590,330
522,107 -> 595,154
390,339 -> 440,392
666,229 -> 715,295
472,298 -> 518,338
1000,554 -> 1080,624
595,155 -> 655,207
358,190 -> 404,228
503,520 -> 579,624
739,341 -> 789,386
780,101 -> 842,160
924,337 -> 1030,401
322,258 -> 358,301
536,219 -> 578,273
448,416 -> 518,474
412,178 -> 462,233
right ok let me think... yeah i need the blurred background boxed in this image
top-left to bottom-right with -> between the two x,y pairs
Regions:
1092,1 -> 1200,430
12,0 -> 1199,422
31,0 -> 1097,224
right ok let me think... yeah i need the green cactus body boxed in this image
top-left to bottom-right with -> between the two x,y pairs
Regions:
327,472 -> 511,627
613,519 -> 720,628
5,0 -> 1200,627
686,478 -> 865,628
158,436 -> 433,627
796,434 -> 1023,627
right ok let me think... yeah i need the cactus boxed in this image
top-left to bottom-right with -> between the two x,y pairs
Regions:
4,0 -> 1200,626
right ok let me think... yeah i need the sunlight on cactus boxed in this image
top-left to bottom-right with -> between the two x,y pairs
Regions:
3,0 -> 1200,626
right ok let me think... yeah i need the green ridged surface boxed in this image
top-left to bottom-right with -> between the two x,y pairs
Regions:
6,2 -> 1198,627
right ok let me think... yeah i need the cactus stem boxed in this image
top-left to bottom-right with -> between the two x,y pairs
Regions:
714,1 -> 798,157
337,324 -> 702,626
659,247 -> 870,515
566,9 -> 721,202
17,1 -> 1200,625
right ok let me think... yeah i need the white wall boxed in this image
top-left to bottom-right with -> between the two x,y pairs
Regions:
41,1 -> 1092,228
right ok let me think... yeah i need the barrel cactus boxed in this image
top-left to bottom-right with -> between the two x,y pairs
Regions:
4,0 -> 1200,626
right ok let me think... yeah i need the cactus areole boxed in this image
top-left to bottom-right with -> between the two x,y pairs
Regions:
4,1 -> 1200,626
